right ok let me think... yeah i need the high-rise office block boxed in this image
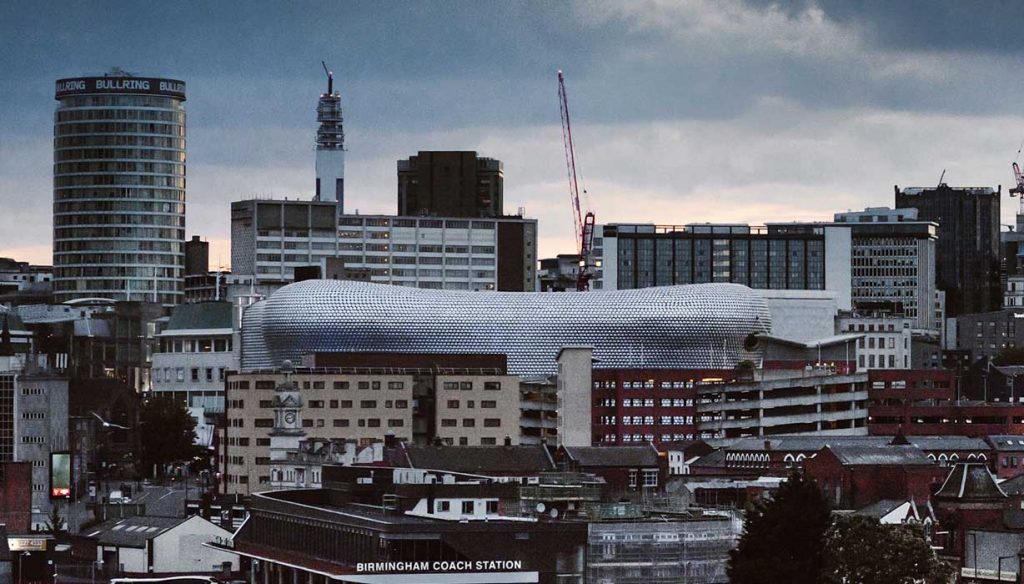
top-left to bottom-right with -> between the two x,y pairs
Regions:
834,207 -> 939,330
595,223 -> 852,309
230,200 -> 537,292
895,184 -> 1001,316
53,70 -> 186,306
315,70 -> 345,207
397,151 -> 503,218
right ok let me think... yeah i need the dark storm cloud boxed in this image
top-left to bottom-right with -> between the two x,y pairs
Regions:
3,1 -> 1024,264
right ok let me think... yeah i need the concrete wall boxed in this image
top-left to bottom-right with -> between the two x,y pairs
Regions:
152,516 -> 238,574
557,347 -> 593,447
824,225 -> 852,311
756,290 -> 838,343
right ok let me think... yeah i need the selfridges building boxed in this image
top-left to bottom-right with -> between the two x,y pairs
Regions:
240,280 -> 772,375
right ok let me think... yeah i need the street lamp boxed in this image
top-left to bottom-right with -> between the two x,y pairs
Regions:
18,551 -> 31,584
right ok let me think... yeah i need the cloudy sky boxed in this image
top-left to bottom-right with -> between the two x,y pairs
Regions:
3,0 -> 1024,267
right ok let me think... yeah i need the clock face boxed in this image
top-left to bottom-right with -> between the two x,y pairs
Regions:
284,411 -> 296,424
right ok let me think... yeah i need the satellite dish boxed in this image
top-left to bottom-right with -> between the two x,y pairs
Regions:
536,502 -> 546,513
549,508 -> 559,518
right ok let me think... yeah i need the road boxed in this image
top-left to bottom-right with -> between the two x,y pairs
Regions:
130,482 -> 188,517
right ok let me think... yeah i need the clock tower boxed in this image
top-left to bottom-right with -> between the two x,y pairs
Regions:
269,360 -> 306,480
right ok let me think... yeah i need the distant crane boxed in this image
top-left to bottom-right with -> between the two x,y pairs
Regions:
1011,161 -> 1024,215
557,70 -> 596,292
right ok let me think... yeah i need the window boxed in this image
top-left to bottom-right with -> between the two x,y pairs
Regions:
642,469 -> 658,487
395,400 -> 408,408
460,381 -> 473,390
436,500 -> 450,512
388,419 -> 404,427
441,419 -> 457,427
481,400 -> 496,409
255,380 -> 275,390
463,418 -> 476,427
443,382 -> 459,390
461,501 -> 475,514
372,381 -> 381,390
302,419 -> 313,428
486,500 -> 498,514
309,400 -> 324,408
333,419 -> 350,427
259,400 -> 273,408
358,381 -> 370,390
330,400 -> 339,408
341,400 -> 353,408
255,438 -> 269,446
628,470 -> 638,488
388,381 -> 405,390
206,368 -> 214,382
484,418 -> 500,427
447,400 -> 460,409
360,400 -> 377,408
254,418 -> 273,428
480,437 -> 496,445
191,368 -> 200,381
334,381 -> 350,390
484,381 -> 501,390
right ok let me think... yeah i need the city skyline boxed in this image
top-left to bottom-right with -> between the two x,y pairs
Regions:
4,1 -> 1024,267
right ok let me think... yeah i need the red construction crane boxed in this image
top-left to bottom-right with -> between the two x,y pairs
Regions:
558,70 -> 596,292
1011,162 -> 1024,216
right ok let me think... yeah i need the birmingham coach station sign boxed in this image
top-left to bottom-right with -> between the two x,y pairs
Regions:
55,77 -> 186,99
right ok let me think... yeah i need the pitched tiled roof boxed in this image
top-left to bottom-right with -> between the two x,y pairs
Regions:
562,445 -> 659,467
400,444 -> 555,474
729,435 -> 890,452
904,436 -> 990,451
826,445 -> 933,466
85,515 -> 186,548
935,463 -> 1007,501
987,435 -> 1024,452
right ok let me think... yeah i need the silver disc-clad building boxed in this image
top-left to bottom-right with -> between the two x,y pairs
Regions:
241,280 -> 772,375
53,70 -> 186,306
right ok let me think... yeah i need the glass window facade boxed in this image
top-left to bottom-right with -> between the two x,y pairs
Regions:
610,228 -> 827,292
52,78 -> 186,306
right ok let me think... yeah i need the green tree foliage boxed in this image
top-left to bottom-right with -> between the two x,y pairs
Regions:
139,396 -> 199,477
822,515 -> 952,584
44,505 -> 66,536
728,471 -> 833,584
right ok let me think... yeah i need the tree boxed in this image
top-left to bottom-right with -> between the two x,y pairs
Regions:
822,515 -> 952,584
728,470 -> 832,584
44,505 -> 66,536
139,396 -> 200,478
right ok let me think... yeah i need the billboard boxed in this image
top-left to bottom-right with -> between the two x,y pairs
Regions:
50,452 -> 71,499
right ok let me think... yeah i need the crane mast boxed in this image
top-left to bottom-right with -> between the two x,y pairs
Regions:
558,70 -> 596,291
1012,162 -> 1024,216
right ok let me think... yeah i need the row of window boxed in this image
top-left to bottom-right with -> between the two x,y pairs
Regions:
157,338 -> 232,353
238,379 -> 408,391
439,418 -> 502,427
156,367 -> 227,383
593,380 -> 709,390
598,416 -> 695,426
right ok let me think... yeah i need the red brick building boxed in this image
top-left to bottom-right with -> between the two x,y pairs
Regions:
803,444 -> 945,509
556,445 -> 664,496
590,369 -> 733,446
867,369 -> 1024,436
0,462 -> 32,533
932,463 -> 1010,565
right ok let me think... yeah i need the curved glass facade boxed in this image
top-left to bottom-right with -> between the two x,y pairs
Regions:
241,280 -> 773,375
53,76 -> 186,306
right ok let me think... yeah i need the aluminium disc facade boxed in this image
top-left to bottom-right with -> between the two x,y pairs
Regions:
241,280 -> 772,375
